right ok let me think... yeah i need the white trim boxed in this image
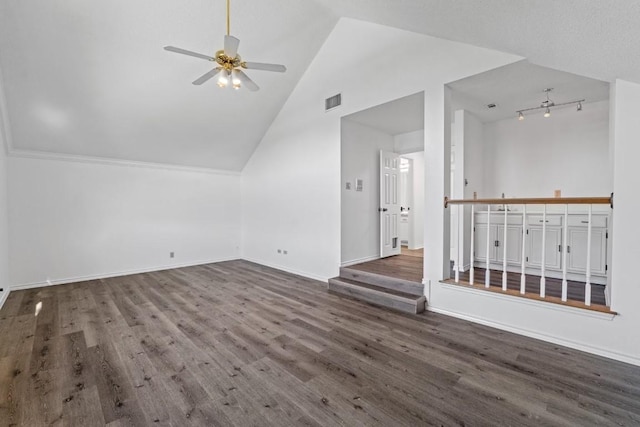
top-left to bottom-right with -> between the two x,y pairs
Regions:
427,305 -> 640,367
340,255 -> 380,267
242,257 -> 329,282
437,280 -> 615,320
0,289 -> 9,311
8,149 -> 241,176
10,257 -> 239,291
0,63 -> 13,154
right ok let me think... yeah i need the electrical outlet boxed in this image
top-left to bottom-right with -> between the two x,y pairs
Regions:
170,252 -> 175,258
277,249 -> 282,254
283,250 -> 288,255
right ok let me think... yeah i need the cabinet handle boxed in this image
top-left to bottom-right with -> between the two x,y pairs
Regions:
581,220 -> 589,224
539,220 -> 549,223
494,240 -> 499,247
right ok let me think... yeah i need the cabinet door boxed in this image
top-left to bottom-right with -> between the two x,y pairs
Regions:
474,224 -> 497,262
497,225 -> 523,265
567,227 -> 607,276
526,227 -> 562,270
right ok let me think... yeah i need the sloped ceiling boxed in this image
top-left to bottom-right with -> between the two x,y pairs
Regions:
1,1 -> 639,171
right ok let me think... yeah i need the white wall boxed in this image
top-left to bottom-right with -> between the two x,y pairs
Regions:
483,100 -> 611,198
8,156 -> 241,288
428,82 -> 640,366
241,17 -> 521,280
394,130 -> 424,154
340,120 -> 394,264
0,130 -> 8,307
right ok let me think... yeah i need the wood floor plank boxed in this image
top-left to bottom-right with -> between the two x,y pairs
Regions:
1,259 -> 639,426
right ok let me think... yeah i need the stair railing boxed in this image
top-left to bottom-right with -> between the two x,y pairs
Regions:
444,195 -> 613,306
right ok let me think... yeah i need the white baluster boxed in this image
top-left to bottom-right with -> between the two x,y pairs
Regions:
520,205 -> 527,294
585,205 -> 593,306
469,205 -> 475,285
454,204 -> 460,283
561,204 -> 569,302
502,205 -> 508,291
485,204 -> 491,288
540,205 -> 547,298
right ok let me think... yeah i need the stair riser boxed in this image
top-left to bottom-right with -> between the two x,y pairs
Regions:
339,268 -> 423,296
328,279 -> 425,314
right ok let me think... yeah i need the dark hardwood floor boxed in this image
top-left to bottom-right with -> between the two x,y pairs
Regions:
1,260 -> 639,426
348,254 -> 423,283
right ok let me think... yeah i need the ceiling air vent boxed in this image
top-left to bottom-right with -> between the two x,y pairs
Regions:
325,93 -> 342,111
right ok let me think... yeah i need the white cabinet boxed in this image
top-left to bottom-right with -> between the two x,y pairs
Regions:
473,212 -> 609,280
526,226 -> 563,270
474,213 -> 522,265
566,215 -> 608,276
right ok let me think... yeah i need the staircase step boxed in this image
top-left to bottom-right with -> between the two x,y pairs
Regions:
339,267 -> 424,296
328,277 -> 426,314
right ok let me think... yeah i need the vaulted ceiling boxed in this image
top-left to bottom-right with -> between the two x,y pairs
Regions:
1,1 -> 639,171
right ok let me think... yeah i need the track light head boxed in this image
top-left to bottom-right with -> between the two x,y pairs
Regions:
518,111 -> 524,121
543,107 -> 551,118
577,102 -> 582,111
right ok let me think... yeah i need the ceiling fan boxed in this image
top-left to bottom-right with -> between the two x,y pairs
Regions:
164,0 -> 286,91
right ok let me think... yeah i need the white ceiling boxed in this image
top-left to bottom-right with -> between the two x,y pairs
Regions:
1,1 -> 639,170
450,61 -> 610,123
344,92 -> 424,136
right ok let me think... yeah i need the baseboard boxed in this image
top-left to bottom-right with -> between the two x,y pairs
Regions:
242,257 -> 329,282
427,305 -> 640,367
10,257 -> 239,291
0,289 -> 9,312
340,255 -> 380,267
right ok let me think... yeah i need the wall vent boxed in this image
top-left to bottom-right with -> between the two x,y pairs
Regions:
325,93 -> 342,111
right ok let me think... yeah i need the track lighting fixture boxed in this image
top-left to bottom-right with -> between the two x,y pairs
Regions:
515,88 -> 585,120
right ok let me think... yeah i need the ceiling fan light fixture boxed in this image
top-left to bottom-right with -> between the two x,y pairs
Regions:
231,69 -> 242,90
216,69 -> 229,88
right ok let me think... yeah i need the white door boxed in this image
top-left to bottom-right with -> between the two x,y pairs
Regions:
497,225 -> 523,265
526,227 -> 562,270
380,151 -> 401,258
567,227 -> 607,275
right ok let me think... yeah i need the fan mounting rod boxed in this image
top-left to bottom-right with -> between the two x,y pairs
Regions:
226,0 -> 230,36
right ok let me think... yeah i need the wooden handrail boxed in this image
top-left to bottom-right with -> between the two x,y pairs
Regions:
444,195 -> 613,208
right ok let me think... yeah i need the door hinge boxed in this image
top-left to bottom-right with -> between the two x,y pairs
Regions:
606,232 -> 608,239
526,256 -> 529,262
526,229 -> 529,235
606,264 -> 608,271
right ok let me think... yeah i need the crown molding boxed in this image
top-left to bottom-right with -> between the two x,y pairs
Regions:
0,63 -> 13,156
7,148 -> 242,176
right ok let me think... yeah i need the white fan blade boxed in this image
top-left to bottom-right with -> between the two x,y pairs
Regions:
236,70 -> 259,92
164,46 -> 213,61
192,67 -> 222,85
224,35 -> 240,58
243,62 -> 286,73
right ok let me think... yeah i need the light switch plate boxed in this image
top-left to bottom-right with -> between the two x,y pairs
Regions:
345,182 -> 351,190
356,179 -> 363,191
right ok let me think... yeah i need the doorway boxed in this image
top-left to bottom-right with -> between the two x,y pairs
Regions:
340,92 -> 425,284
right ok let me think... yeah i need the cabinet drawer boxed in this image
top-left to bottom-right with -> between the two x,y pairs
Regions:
527,215 -> 562,226
567,215 -> 607,228
475,213 -> 523,225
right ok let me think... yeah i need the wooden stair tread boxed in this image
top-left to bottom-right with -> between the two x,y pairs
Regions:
327,277 -> 426,314
329,277 -> 422,300
339,267 -> 423,296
